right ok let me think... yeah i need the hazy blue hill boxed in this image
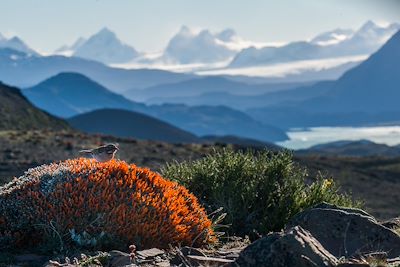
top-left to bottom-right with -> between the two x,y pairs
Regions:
248,30 -> 400,128
68,108 -> 200,143
23,73 -> 288,142
23,72 -> 147,118
0,48 -> 194,91
146,81 -> 333,110
125,76 -> 303,102
144,104 -> 289,142
0,82 -> 69,130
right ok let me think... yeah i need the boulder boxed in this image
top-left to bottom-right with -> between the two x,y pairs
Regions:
287,202 -> 400,259
231,226 -> 337,267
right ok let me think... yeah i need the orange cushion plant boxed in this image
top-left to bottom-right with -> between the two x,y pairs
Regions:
0,158 -> 215,250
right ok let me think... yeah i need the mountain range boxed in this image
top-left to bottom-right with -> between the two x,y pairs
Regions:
1,20 -> 396,72
0,82 -> 69,130
143,80 -> 332,110
230,21 -> 399,68
0,48 -> 193,91
57,28 -> 139,64
159,26 -> 238,64
124,76 -> 308,102
248,29 -> 400,128
21,72 -> 288,142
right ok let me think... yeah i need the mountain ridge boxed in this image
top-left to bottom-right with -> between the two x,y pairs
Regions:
68,108 -> 200,143
248,29 -> 400,128
23,72 -> 288,142
230,21 -> 399,68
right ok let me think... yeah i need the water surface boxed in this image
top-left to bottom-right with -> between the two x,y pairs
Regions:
277,126 -> 400,150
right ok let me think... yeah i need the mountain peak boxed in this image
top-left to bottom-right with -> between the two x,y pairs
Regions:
0,36 -> 38,55
216,28 -> 237,42
42,72 -> 100,87
178,25 -> 192,35
73,27 -> 138,64
358,20 -> 379,32
8,36 -> 24,44
96,27 -> 116,37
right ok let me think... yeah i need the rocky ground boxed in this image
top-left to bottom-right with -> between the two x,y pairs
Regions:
3,203 -> 399,267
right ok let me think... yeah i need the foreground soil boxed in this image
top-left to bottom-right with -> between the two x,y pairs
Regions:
0,130 -> 399,219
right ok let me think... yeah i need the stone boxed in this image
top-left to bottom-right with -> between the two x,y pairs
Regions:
108,250 -> 132,267
287,202 -> 400,259
231,226 -> 338,267
136,248 -> 165,259
187,255 -> 234,265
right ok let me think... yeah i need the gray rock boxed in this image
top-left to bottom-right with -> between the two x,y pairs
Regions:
108,250 -> 132,267
136,248 -> 165,259
231,226 -> 338,267
287,202 -> 400,259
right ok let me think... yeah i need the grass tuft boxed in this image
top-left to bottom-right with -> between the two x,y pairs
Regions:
162,148 -> 361,237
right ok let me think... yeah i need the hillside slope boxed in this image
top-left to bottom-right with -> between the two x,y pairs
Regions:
23,72 -> 146,118
0,82 -> 69,130
68,109 -> 200,143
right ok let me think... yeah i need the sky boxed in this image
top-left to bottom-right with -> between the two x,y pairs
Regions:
1,0 -> 400,53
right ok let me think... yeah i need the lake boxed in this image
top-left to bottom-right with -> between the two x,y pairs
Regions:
276,126 -> 400,150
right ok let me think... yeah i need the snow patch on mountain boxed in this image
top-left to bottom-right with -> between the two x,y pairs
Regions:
311,28 -> 354,46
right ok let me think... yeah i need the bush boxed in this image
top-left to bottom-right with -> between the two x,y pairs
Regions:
162,148 -> 361,237
0,158 -> 215,251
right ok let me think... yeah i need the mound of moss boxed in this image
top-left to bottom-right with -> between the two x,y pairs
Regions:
0,158 -> 215,251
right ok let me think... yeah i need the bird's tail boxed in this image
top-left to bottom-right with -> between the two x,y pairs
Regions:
79,149 -> 93,158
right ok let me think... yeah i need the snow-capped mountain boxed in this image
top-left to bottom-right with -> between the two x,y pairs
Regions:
230,21 -> 400,68
69,28 -> 139,64
160,26 -> 237,64
158,26 -> 265,65
311,28 -> 354,46
0,35 -> 38,55
332,20 -> 400,55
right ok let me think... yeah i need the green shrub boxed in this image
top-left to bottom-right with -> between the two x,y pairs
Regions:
162,148 -> 361,237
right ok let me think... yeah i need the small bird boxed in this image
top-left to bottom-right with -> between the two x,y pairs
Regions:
79,143 -> 119,162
